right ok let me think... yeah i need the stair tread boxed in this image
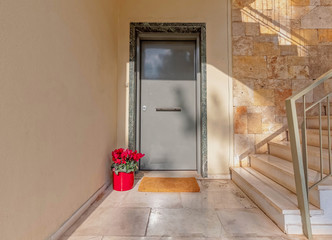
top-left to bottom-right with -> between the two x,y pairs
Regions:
269,140 -> 330,157
232,167 -> 322,215
269,140 -> 290,147
269,140 -> 332,182
251,153 -> 332,188
307,116 -> 332,130
307,116 -> 332,119
307,128 -> 332,136
232,167 -> 302,213
244,167 -> 322,213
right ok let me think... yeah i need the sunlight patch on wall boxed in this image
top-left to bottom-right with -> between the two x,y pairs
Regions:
235,0 -> 324,56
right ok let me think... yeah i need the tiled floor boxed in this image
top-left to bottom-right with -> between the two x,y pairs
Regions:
61,171 -> 329,240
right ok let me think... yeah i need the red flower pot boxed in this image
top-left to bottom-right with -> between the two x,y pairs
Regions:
113,172 -> 134,191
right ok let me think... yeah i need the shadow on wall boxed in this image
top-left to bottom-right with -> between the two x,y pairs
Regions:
174,88 -> 196,134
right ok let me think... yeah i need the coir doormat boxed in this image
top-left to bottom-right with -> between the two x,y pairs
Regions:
138,177 -> 200,192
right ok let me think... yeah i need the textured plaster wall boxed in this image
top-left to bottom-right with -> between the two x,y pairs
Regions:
232,0 -> 332,164
0,1 -> 118,239
116,0 -> 232,176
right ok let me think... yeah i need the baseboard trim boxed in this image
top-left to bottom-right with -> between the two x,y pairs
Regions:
49,181 -> 110,240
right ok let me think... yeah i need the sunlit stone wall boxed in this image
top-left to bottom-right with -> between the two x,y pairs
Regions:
232,0 -> 332,165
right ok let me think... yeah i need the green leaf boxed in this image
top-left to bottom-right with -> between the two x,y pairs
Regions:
111,161 -> 138,174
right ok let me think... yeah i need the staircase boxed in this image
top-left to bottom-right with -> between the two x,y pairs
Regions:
231,115 -> 332,235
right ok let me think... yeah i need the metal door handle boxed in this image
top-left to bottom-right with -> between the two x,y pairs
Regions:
156,107 -> 182,112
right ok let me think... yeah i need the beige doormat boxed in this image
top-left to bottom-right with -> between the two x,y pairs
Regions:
138,177 -> 200,192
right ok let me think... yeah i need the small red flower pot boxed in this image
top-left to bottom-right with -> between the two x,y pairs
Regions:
113,172 -> 134,191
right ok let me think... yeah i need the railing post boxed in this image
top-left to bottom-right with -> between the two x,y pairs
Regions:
319,102 -> 323,180
328,96 -> 332,174
302,96 -> 308,189
285,99 -> 312,240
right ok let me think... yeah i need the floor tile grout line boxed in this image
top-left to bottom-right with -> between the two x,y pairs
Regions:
215,207 -> 233,239
179,192 -> 185,209
144,207 -> 152,236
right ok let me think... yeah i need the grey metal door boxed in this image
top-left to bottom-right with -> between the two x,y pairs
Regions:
140,40 -> 197,170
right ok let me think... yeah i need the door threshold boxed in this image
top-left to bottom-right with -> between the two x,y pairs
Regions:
135,170 -> 201,179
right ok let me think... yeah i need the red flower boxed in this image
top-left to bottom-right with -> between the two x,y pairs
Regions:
121,151 -> 128,160
111,148 -> 144,163
113,158 -> 121,164
121,149 -> 133,161
112,148 -> 125,162
132,151 -> 145,162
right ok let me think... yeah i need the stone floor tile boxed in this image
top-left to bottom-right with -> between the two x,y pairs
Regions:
180,187 -> 255,210
120,191 -> 182,208
226,237 -> 299,240
69,207 -> 150,236
146,208 -> 225,238
102,237 -> 159,240
102,237 -> 221,240
120,180 -> 183,208
96,189 -> 129,208
180,192 -> 215,209
212,188 -> 256,209
60,236 -> 102,240
63,186 -> 131,236
280,236 -> 308,240
223,238 -> 275,240
62,174 -> 315,240
198,179 -> 238,192
224,237 -> 294,240
63,204 -> 101,236
157,238 -> 221,240
217,208 -> 284,237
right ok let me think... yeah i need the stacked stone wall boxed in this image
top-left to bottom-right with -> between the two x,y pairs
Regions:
232,0 -> 332,164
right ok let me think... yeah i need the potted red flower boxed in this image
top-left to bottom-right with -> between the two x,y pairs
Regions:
111,148 -> 145,191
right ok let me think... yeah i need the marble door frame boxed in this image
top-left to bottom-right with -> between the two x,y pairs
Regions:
128,22 -> 208,177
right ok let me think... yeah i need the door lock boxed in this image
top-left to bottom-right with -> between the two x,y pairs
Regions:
142,105 -> 147,111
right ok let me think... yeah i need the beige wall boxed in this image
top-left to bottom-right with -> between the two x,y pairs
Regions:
0,0 -> 118,239
0,1 -> 232,238
117,0 -> 233,176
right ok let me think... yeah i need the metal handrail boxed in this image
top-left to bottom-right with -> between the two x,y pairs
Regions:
285,69 -> 332,240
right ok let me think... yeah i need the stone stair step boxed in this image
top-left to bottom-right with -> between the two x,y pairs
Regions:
244,167 -> 321,213
231,167 -> 324,234
286,128 -> 332,149
269,140 -> 331,175
250,154 -> 332,208
306,128 -> 332,149
307,116 -> 332,130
